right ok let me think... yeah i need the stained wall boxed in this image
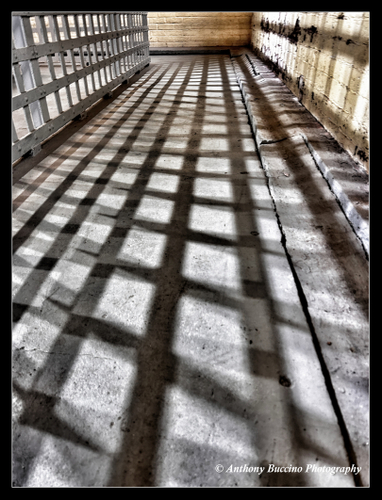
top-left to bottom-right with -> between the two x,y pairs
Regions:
251,12 -> 369,171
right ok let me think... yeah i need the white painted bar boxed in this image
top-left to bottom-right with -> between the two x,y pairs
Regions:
12,11 -> 150,163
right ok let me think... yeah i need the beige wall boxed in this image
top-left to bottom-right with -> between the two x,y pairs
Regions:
148,12 -> 252,47
251,12 -> 369,171
147,12 -> 369,172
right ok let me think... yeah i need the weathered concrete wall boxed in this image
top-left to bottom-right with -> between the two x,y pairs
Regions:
148,12 -> 252,47
251,12 -> 369,171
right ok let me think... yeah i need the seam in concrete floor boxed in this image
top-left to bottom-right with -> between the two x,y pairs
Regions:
300,133 -> 369,259
230,54 -> 362,486
229,48 -> 369,259
229,48 -> 369,486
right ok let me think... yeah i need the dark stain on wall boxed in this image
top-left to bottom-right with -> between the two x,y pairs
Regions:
260,17 -> 310,46
354,145 -> 369,162
297,74 -> 305,102
304,25 -> 318,43
358,150 -> 368,162
288,18 -> 301,44
278,21 -> 285,35
260,17 -> 271,33
255,13 -> 368,170
357,149 -> 368,162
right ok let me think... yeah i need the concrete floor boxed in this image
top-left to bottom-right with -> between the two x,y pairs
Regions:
12,52 -> 369,487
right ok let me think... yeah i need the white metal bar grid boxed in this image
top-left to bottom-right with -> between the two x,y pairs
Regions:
12,12 -> 150,162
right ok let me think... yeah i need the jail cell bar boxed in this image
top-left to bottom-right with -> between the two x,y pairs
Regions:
12,12 -> 150,163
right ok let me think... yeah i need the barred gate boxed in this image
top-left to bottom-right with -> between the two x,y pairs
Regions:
12,12 -> 150,163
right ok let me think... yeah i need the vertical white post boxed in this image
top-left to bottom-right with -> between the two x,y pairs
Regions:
12,15 -> 44,129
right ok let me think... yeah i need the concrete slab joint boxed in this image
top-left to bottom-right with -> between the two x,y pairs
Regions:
229,47 -> 369,486
229,48 -> 369,258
